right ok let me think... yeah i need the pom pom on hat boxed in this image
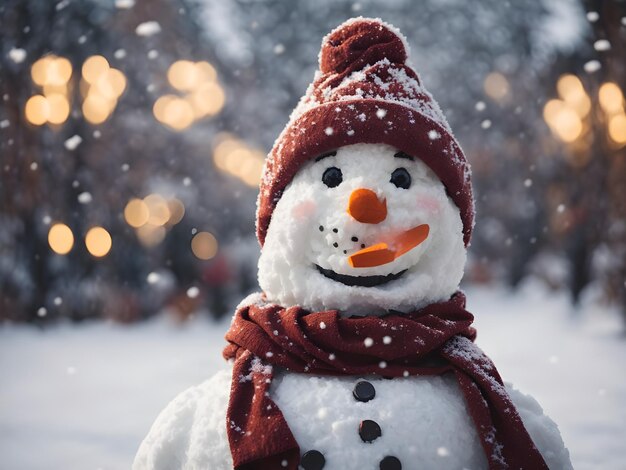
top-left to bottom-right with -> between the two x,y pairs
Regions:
319,18 -> 407,74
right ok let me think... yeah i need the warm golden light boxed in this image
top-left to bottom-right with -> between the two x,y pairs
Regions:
543,99 -> 583,143
31,56 -> 72,86
153,95 -> 174,121
557,75 -> 584,101
156,60 -> 222,130
85,226 -> 112,257
608,114 -> 626,144
196,61 -> 217,83
82,55 -> 110,84
168,60 -> 199,91
557,74 -> 590,117
43,83 -> 67,97
144,194 -> 171,226
483,72 -> 509,101
48,223 -> 74,255
167,199 -> 185,225
136,224 -> 166,247
46,94 -> 70,124
82,92 -> 111,124
599,82 -> 624,115
31,56 -> 53,86
25,95 -> 50,125
94,68 -> 127,100
46,57 -> 72,86
124,199 -> 150,228
189,82 -> 225,117
212,134 -> 265,187
191,232 -> 218,260
153,96 -> 194,130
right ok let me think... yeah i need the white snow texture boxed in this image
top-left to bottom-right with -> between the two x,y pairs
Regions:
258,143 -> 466,315
133,368 -> 571,470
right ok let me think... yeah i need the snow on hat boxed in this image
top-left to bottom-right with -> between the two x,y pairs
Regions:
256,17 -> 474,246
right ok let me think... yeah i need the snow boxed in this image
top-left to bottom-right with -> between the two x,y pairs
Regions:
114,48 -> 127,59
0,285 -> 624,469
77,192 -> 92,204
584,60 -> 601,73
258,143 -> 466,315
593,39 -> 611,51
135,21 -> 161,37
8,47 -> 27,64
186,286 -> 199,298
64,135 -> 82,151
115,0 -> 135,8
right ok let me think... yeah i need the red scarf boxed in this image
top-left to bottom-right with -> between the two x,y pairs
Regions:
223,292 -> 547,470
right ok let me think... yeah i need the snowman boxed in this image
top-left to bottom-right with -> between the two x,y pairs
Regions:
134,18 -> 572,470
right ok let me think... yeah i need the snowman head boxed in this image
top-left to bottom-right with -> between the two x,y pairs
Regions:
255,18 -> 474,315
258,143 -> 466,314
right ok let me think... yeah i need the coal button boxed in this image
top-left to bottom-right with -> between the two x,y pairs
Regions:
359,419 -> 382,442
353,380 -> 376,402
379,455 -> 402,470
300,450 -> 325,470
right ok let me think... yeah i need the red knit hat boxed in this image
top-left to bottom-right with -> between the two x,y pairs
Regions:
256,17 -> 474,246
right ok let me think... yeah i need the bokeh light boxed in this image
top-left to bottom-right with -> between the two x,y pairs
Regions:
543,99 -> 583,143
124,199 -> 150,228
557,74 -> 591,117
31,55 -> 72,86
48,223 -> 74,255
608,114 -> 626,144
136,224 -> 166,247
46,94 -> 70,124
153,95 -> 195,130
82,55 -> 110,84
155,60 -> 223,130
599,82 -> 624,115
167,199 -> 185,225
191,231 -> 218,260
483,72 -> 509,101
167,60 -> 199,91
82,93 -> 112,124
25,95 -> 50,125
213,134 -> 265,186
85,226 -> 112,257
144,194 -> 171,226
189,82 -> 225,117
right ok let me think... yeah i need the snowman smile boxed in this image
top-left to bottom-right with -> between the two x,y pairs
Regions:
315,265 -> 408,287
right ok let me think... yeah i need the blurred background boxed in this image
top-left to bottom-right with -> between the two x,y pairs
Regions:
1,0 -> 625,324
1,1 -> 625,469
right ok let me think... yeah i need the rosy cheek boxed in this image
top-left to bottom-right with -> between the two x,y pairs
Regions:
291,200 -> 318,220
415,195 -> 441,215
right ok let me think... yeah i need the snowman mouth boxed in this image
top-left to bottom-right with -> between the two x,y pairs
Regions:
315,265 -> 407,287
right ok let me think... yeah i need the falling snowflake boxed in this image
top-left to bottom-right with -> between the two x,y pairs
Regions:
136,21 -> 161,37
8,48 -> 26,64
64,135 -> 83,151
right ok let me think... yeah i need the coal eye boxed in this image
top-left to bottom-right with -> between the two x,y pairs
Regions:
390,168 -> 411,189
322,167 -> 343,188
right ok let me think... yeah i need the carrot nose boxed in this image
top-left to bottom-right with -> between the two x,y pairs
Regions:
347,188 -> 387,224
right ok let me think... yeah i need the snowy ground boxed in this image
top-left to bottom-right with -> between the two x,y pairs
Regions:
0,283 -> 624,470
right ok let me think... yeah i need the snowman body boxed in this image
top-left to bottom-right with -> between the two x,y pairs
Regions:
134,145 -> 572,470
134,368 -> 570,470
